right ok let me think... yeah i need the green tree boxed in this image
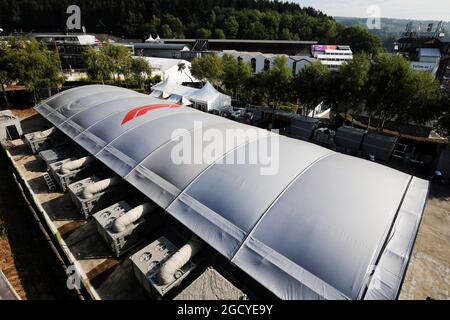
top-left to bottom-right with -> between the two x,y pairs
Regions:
213,29 -> 226,39
295,62 -> 329,116
438,92 -> 450,136
223,16 -> 239,39
84,48 -> 112,83
261,11 -> 280,39
162,14 -> 184,38
0,0 -> 346,42
177,62 -> 195,83
402,71 -> 445,126
0,70 -> 8,105
196,28 -> 212,39
190,54 -> 224,87
0,41 -> 14,105
221,54 -> 253,100
85,44 -> 133,83
38,49 -> 64,97
437,98 -> 450,137
246,21 -> 268,40
260,56 -> 293,108
327,53 -> 371,120
207,10 -> 217,29
315,18 -> 339,43
131,57 -> 152,89
9,37 -> 63,103
338,26 -> 383,56
160,24 -> 173,38
279,28 -> 292,40
141,15 -> 160,36
102,44 -> 133,82
365,53 -> 413,129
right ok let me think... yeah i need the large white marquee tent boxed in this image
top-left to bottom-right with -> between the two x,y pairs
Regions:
35,85 -> 429,300
151,77 -> 231,112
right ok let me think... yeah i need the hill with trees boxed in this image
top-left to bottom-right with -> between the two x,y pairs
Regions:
0,0 -> 381,53
335,17 -> 449,51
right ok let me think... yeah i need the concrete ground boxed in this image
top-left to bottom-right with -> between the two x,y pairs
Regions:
399,182 -> 450,299
0,149 -> 76,300
0,111 -> 449,300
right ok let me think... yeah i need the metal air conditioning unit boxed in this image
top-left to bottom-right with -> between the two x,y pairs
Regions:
68,175 -> 121,218
93,201 -> 161,257
38,147 -> 74,171
130,236 -> 202,298
24,127 -> 67,154
0,110 -> 22,142
48,156 -> 94,191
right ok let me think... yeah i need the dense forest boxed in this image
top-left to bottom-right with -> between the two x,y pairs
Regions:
0,0 -> 373,45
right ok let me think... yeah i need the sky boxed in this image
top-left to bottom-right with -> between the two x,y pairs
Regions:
291,0 -> 450,21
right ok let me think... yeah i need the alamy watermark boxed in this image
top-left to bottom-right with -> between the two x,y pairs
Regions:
66,5 -> 81,30
66,264 -> 81,291
170,121 -> 280,176
366,5 -> 381,30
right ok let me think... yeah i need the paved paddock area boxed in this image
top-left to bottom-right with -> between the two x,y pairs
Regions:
3,137 -> 149,299
1,113 -> 449,300
399,182 -> 450,300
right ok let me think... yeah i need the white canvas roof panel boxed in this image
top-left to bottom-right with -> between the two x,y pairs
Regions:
151,77 -> 198,98
187,81 -> 231,110
35,85 -> 429,300
233,154 -> 411,300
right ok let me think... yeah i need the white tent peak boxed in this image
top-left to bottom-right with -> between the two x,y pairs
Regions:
187,81 -> 231,111
151,76 -> 197,101
145,34 -> 155,42
151,76 -> 179,98
189,81 -> 219,100
201,81 -> 216,92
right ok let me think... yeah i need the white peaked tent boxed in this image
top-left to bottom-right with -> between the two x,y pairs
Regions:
151,79 -> 231,111
187,81 -> 232,112
150,76 -> 197,102
145,34 -> 155,42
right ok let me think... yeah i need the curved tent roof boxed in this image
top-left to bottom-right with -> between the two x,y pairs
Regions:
35,85 -> 429,300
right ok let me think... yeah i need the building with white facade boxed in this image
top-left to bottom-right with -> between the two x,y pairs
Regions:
133,43 -> 191,59
311,45 -> 353,70
218,50 -> 316,75
34,34 -> 101,70
410,48 -> 441,75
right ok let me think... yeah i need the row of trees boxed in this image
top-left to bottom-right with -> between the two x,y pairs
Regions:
0,37 -> 62,104
299,54 -> 446,130
190,53 -> 448,132
0,37 -> 156,106
84,44 -> 152,89
0,0 -> 383,55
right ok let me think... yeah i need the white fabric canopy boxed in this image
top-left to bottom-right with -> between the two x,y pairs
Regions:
187,81 -> 231,111
151,76 -> 197,99
35,85 -> 429,300
151,79 -> 231,110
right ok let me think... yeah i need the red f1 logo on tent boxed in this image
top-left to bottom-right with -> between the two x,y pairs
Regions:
121,104 -> 180,125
